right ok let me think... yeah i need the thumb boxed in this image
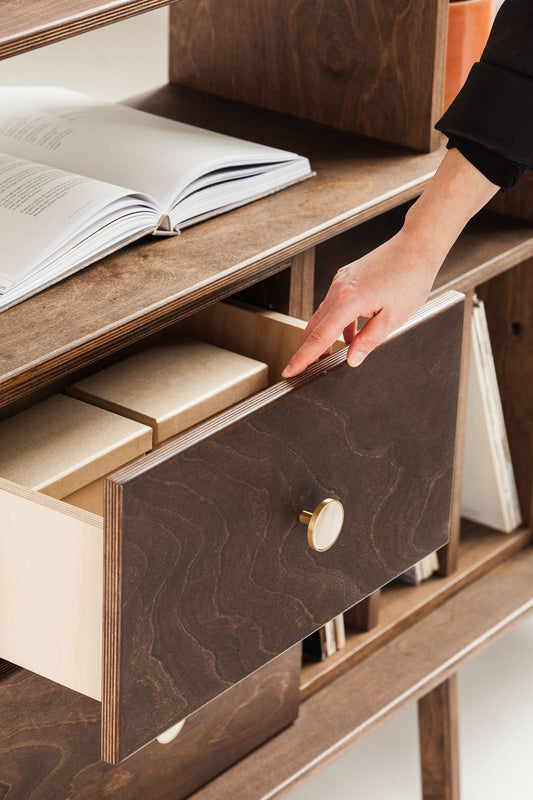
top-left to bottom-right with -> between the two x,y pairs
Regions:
346,312 -> 395,367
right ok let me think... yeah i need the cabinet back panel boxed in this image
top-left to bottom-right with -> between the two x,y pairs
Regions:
169,0 -> 447,151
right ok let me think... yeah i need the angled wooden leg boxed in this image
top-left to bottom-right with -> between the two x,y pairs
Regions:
418,676 -> 461,800
288,248 -> 315,321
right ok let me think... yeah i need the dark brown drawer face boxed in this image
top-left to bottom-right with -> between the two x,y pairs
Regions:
103,296 -> 463,762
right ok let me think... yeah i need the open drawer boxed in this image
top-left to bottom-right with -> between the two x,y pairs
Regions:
0,292 -> 464,763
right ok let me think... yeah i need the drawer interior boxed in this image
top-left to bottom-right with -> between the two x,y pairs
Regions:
0,294 -> 464,763
0,303 -> 317,702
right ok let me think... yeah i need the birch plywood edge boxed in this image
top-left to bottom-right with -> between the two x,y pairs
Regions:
0,478 -> 103,700
0,1 -> 174,60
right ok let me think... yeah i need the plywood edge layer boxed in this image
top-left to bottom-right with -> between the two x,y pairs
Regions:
0,1 -> 173,60
0,256 -> 293,413
0,476 -> 102,528
102,479 -> 123,764
108,293 -> 463,484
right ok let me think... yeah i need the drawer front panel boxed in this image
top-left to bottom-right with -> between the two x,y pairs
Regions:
104,301 -> 463,762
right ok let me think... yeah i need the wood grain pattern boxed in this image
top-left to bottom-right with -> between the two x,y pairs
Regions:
288,249 -> 315,321
418,678 -> 460,800
0,83 -> 444,416
0,646 -> 301,800
187,548 -> 533,800
103,302 -> 463,762
169,0 -> 448,151
477,260 -> 533,525
300,519 -> 531,700
0,0 -> 174,60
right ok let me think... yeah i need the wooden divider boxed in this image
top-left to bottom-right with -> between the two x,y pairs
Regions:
169,0 -> 448,152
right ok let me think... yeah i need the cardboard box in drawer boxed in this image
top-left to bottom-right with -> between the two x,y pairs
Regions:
0,393 -> 152,499
67,338 -> 269,444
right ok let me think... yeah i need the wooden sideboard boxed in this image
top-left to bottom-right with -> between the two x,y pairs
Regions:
0,2 -> 531,798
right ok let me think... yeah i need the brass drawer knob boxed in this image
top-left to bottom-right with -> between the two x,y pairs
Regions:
299,499 -> 344,552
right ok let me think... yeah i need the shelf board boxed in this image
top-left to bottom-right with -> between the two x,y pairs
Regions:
0,84 -> 443,411
188,546 -> 533,800
433,212 -> 533,296
2,84 -> 532,413
314,203 -> 533,309
0,1 -> 172,60
300,520 -> 532,701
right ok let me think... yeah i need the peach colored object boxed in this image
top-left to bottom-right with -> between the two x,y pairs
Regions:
444,0 -> 493,110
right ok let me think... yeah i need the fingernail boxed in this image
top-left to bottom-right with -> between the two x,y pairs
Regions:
281,364 -> 293,378
347,352 -> 365,368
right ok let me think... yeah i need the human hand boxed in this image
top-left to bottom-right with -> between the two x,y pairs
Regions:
281,230 -> 439,378
281,149 -> 500,379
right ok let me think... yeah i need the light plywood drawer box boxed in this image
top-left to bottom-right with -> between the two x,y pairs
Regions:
65,337 -> 269,513
0,295 -> 464,764
0,395 -> 151,704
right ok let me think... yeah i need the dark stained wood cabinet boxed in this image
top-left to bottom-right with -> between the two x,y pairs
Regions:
104,300 -> 463,761
0,1 -> 531,798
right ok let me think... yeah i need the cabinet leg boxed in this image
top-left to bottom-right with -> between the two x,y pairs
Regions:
288,248 -> 315,321
418,676 -> 461,800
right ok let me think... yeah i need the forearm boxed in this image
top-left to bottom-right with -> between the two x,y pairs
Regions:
282,148 -> 499,378
400,147 -> 499,269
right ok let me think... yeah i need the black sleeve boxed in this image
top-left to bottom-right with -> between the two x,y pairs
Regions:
435,0 -> 533,188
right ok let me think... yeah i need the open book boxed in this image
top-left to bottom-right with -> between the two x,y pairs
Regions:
0,87 -> 312,312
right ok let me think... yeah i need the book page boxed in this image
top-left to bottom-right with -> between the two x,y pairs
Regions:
0,152 -> 158,293
0,87 -> 309,216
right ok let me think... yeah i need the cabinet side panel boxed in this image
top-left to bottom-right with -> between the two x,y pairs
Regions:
169,0 -> 447,151
477,259 -> 533,525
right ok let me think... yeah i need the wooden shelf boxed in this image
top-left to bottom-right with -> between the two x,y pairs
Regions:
3,85 -> 532,414
0,84 -> 443,413
0,1 -> 173,60
314,203 -> 533,309
186,546 -> 533,800
300,521 -> 532,701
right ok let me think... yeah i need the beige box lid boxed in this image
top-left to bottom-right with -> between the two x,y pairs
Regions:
67,339 -> 269,444
0,394 -> 152,499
